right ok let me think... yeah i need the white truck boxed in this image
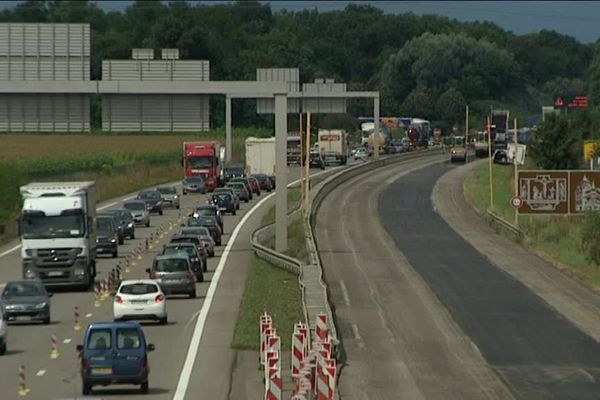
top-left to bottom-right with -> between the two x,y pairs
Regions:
318,129 -> 348,165
19,182 -> 97,290
245,137 -> 276,175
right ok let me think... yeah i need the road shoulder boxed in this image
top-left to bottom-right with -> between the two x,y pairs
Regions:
432,160 -> 600,342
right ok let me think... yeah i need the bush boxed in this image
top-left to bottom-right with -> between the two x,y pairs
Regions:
581,211 -> 600,269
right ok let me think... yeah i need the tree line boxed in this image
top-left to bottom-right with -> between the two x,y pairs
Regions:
1,0 -> 599,131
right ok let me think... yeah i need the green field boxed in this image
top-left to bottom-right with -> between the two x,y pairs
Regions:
464,162 -> 600,289
232,258 -> 304,350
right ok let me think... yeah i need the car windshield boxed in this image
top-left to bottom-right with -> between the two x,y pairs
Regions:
214,193 -> 231,201
88,329 -> 111,350
181,227 -> 210,236
164,246 -> 195,257
193,208 -> 214,216
198,217 -> 216,225
171,237 -> 199,245
120,283 -> 159,295
138,191 -> 158,200
185,177 -> 204,184
186,157 -> 213,168
254,175 -> 267,181
3,281 -> 46,297
227,183 -> 244,189
226,167 -> 245,175
117,328 -> 141,349
157,187 -> 176,194
97,218 -> 114,232
184,218 -> 203,227
124,202 -> 145,211
154,258 -> 189,272
22,212 -> 85,239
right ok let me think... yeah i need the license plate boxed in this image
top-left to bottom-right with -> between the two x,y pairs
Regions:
47,271 -> 64,277
91,367 -> 112,375
16,315 -> 31,321
130,300 -> 147,304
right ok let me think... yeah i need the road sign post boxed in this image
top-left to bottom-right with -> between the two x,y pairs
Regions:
513,118 -> 519,226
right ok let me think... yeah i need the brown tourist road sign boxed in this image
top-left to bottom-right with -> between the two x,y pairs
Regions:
518,170 -> 600,214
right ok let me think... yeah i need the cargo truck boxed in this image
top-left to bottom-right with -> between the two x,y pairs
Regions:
182,141 -> 224,192
245,137 -> 276,175
490,110 -> 510,151
318,129 -> 348,165
19,182 -> 97,290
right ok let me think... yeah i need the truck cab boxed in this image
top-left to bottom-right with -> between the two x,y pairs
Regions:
182,142 -> 223,192
19,182 -> 96,290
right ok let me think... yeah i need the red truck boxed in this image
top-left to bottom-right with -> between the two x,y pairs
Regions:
182,141 -> 223,192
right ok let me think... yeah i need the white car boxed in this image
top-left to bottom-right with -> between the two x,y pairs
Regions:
0,309 -> 7,355
113,280 -> 167,325
354,147 -> 368,160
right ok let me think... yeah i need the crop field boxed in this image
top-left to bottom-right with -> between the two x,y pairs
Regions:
0,128 -> 270,242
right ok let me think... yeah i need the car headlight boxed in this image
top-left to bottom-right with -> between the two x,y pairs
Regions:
111,238 -> 117,243
25,269 -> 37,279
127,222 -> 134,227
174,195 -> 179,199
34,302 -> 47,309
4,304 -> 17,310
74,266 -> 86,276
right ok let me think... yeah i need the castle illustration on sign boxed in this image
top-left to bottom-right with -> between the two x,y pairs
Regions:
519,174 -> 567,211
574,174 -> 600,212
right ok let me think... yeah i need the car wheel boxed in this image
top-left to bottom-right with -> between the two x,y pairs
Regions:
244,199 -> 248,203
176,205 -> 180,210
210,250 -> 215,257
118,236 -> 124,245
159,316 -> 167,325
203,262 -> 208,272
141,381 -> 149,394
183,191 -> 187,195
159,210 -> 163,216
197,273 -> 204,283
217,239 -> 222,246
130,233 -> 135,240
112,249 -> 118,258
43,316 -> 50,325
145,220 -> 150,227
82,381 -> 92,395
189,290 -> 197,299
0,341 -> 7,355
236,204 -> 240,210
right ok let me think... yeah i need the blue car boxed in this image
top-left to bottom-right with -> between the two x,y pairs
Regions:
76,322 -> 155,395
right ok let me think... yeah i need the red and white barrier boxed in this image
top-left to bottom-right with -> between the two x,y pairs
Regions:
259,313 -> 272,367
291,332 -> 305,377
315,313 -> 329,342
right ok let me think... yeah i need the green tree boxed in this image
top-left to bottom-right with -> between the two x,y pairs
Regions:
436,88 -> 466,125
529,114 -> 581,169
588,41 -> 600,107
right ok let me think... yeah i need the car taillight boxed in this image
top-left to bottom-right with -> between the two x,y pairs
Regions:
149,272 -> 157,279
81,357 -> 90,370
115,295 -> 124,304
155,294 -> 164,303
187,271 -> 195,281
140,355 -> 148,369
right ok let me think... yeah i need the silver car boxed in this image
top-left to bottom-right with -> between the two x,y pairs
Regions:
146,255 -> 196,298
123,200 -> 150,227
157,186 -> 180,209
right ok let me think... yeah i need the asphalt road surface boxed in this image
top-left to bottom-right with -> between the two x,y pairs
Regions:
379,163 -> 600,399
0,166 -> 318,400
314,153 -> 515,400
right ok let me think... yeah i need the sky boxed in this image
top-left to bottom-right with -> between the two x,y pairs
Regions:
1,1 -> 600,44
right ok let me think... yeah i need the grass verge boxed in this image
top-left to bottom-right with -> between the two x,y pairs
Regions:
232,258 -> 304,350
464,162 -> 600,289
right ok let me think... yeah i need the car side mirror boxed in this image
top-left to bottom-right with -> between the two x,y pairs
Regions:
145,268 -> 151,274
47,292 -> 54,298
76,344 -> 83,352
147,343 -> 155,352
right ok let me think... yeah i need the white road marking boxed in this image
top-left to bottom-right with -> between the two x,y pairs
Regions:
0,244 -> 21,257
97,201 -> 117,211
173,169 -> 334,400
352,323 -> 362,340
124,195 -> 135,201
85,313 -> 92,318
36,369 -> 46,377
339,280 -> 351,306
63,338 -> 72,344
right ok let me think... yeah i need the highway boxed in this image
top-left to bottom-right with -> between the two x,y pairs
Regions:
379,163 -> 600,399
0,166 -> 313,399
314,153 -> 514,399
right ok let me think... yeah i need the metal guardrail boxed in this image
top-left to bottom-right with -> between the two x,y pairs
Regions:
487,209 -> 523,239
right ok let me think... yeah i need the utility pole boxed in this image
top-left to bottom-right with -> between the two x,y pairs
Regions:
305,112 -> 311,210
299,112 -> 304,212
513,118 -> 519,226
487,116 -> 494,211
465,105 -> 469,163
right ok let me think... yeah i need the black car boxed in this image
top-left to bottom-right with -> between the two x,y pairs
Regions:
136,190 -> 163,215
191,205 -> 223,232
211,192 -> 236,215
96,215 -> 119,258
161,243 -> 205,280
169,235 -> 208,274
310,151 -> 326,169
105,209 -> 135,240
195,216 -> 222,246
252,174 -> 273,192
1,279 -> 52,324
97,212 -> 125,245
223,165 -> 246,183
